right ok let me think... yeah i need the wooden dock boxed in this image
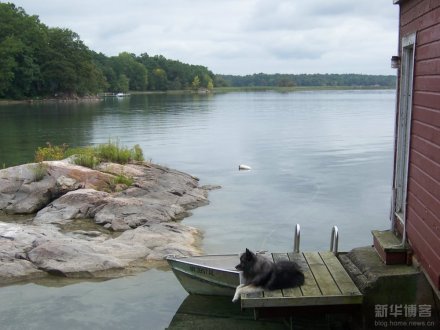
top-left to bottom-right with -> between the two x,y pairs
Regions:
241,251 -> 363,313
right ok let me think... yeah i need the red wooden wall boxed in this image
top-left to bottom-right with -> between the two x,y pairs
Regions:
397,0 -> 440,290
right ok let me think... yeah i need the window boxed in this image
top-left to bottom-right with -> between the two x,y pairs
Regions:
394,33 -> 416,221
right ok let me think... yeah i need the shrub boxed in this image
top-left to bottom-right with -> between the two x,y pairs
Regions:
132,144 -> 144,161
66,147 -> 100,169
35,142 -> 68,162
95,140 -> 132,164
34,141 -> 145,169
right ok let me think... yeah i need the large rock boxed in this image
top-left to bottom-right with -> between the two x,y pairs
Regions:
0,221 -> 201,280
0,160 -> 115,214
33,163 -> 210,231
0,164 -> 56,213
0,160 -> 216,284
0,222 -> 63,283
34,189 -> 111,225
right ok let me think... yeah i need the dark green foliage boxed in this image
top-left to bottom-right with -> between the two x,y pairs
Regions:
108,52 -> 148,91
0,4 -> 216,99
41,28 -> 105,95
0,3 -> 46,98
0,3 -> 106,98
135,53 -> 216,91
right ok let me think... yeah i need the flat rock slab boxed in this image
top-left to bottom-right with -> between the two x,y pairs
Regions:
0,160 -> 216,284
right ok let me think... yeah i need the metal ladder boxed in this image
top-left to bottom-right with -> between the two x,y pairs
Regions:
293,224 -> 339,255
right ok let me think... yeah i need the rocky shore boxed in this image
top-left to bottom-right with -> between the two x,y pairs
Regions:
0,159 -> 219,285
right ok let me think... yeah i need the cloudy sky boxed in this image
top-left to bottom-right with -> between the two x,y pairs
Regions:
10,0 -> 399,75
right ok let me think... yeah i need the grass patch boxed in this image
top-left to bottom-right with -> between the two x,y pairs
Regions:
65,146 -> 100,168
31,162 -> 47,181
94,140 -> 144,164
34,140 -> 145,169
95,141 -> 132,164
113,174 -> 134,186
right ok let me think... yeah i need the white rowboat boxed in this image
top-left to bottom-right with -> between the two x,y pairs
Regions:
166,254 -> 240,296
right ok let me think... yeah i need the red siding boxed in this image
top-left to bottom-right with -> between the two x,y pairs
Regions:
398,0 -> 440,289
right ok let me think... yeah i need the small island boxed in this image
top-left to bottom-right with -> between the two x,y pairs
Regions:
0,142 -> 219,285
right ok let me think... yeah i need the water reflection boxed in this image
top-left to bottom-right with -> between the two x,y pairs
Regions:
167,294 -> 356,329
167,295 -> 286,329
0,269 -> 186,330
0,101 -> 100,167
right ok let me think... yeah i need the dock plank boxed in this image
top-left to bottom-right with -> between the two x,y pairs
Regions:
319,251 -> 362,296
240,251 -> 363,309
272,253 -> 302,298
263,290 -> 284,298
243,291 -> 264,299
288,252 -> 321,297
303,252 -> 341,296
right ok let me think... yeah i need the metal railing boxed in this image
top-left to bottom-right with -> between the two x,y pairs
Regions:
293,224 -> 339,255
330,226 -> 339,255
293,224 -> 301,253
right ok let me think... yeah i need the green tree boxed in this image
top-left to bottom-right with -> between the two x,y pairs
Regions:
207,79 -> 214,90
0,3 -> 226,98
0,3 -> 46,98
111,52 -> 147,91
191,76 -> 200,90
41,27 -> 104,95
116,74 -> 129,93
0,36 -> 22,96
206,77 -> 214,90
150,68 -> 168,90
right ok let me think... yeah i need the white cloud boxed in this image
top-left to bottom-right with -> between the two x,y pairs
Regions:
10,0 -> 399,75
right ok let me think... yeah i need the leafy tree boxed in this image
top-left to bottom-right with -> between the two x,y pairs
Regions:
0,36 -> 22,96
111,52 -> 147,91
0,3 -> 46,98
207,79 -> 214,90
40,27 -> 104,95
150,68 -> 168,90
0,4 -> 110,98
137,53 -> 215,91
191,76 -> 200,90
0,1 -> 218,98
116,74 -> 129,93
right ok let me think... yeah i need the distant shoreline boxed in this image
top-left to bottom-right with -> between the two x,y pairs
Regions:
0,95 -> 102,106
212,85 -> 396,93
0,86 -> 396,106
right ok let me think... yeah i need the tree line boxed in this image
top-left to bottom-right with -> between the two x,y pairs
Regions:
0,3 -> 395,100
216,73 -> 396,88
0,3 -> 215,99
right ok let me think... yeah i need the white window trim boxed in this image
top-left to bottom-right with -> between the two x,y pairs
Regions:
393,32 -> 416,245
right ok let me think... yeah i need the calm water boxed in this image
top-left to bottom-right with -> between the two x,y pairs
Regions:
0,90 -> 396,329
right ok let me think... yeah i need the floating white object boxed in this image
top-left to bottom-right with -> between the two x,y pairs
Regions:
238,164 -> 252,171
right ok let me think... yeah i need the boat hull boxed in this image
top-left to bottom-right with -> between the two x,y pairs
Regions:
166,254 -> 240,296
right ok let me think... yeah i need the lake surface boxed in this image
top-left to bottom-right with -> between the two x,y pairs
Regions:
0,90 -> 396,329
